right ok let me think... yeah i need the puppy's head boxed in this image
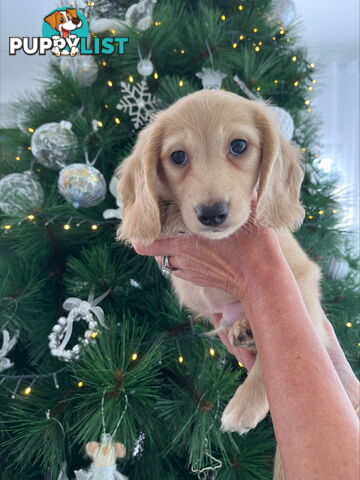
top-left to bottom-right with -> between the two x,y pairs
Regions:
116,90 -> 304,246
44,9 -> 82,34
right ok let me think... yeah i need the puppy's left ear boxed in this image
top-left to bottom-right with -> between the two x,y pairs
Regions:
254,104 -> 305,231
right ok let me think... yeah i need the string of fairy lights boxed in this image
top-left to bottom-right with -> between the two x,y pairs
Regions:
1,206 -> 342,234
3,310 -> 358,399
95,6 -> 317,111
0,315 -> 238,399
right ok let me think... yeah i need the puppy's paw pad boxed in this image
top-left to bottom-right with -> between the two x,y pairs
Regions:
227,321 -> 255,350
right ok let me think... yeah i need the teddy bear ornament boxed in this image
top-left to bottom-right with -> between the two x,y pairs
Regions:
74,433 -> 128,480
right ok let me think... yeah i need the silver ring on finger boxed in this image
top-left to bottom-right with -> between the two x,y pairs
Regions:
160,255 -> 177,278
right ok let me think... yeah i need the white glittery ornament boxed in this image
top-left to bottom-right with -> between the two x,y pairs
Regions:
58,163 -> 106,208
49,289 -> 109,362
270,106 -> 295,140
60,55 -> 99,87
132,432 -> 145,458
0,170 -> 44,215
137,59 -> 154,77
196,67 -> 227,90
116,80 -> 157,129
103,176 -> 122,219
266,0 -> 296,26
31,121 -> 78,170
125,0 -> 157,31
0,330 -> 19,373
326,257 -> 350,281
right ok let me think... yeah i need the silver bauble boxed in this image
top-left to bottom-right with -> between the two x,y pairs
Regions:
58,163 -> 106,208
137,59 -> 154,77
0,170 -> 44,214
60,55 -> 99,87
326,257 -> 350,281
266,0 -> 296,26
270,106 -> 295,140
31,121 -> 78,170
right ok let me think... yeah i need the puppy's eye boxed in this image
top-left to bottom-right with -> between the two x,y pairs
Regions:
170,151 -> 188,166
229,139 -> 248,155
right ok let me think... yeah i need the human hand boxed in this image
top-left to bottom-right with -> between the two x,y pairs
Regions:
133,207 -> 287,301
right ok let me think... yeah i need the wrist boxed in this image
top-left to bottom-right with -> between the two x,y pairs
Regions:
234,259 -> 298,321
234,245 -> 290,296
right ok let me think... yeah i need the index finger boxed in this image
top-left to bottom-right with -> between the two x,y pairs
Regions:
133,236 -> 190,257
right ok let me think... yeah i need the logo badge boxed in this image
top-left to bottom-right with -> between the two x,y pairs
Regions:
9,7 -> 128,56
42,8 -> 88,56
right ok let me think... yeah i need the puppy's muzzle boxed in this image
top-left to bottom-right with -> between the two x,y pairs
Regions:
72,18 -> 81,25
195,201 -> 229,227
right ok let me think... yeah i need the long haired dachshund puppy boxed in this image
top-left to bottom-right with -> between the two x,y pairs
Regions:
116,90 -> 329,479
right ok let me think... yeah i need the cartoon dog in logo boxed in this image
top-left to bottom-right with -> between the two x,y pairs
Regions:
44,9 -> 82,56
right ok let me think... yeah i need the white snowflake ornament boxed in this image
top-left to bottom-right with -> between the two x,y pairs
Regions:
103,176 -> 122,220
116,80 -> 157,129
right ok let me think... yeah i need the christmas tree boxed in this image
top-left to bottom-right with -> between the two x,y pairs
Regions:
0,0 -> 358,479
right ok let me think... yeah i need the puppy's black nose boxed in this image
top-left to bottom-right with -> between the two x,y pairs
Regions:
195,202 -> 229,227
72,17 -> 81,25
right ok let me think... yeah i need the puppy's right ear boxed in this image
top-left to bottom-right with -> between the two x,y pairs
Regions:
115,121 -> 162,246
44,11 -> 59,30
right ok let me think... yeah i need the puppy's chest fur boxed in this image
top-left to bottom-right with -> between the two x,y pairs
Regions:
172,277 -> 244,325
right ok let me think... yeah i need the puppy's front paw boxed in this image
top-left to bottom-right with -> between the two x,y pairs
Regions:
228,320 -> 256,351
221,384 -> 269,434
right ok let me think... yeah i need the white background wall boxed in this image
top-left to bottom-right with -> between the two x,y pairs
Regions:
0,0 -> 359,233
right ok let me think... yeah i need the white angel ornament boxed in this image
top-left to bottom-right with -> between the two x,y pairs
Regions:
75,433 -> 128,480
